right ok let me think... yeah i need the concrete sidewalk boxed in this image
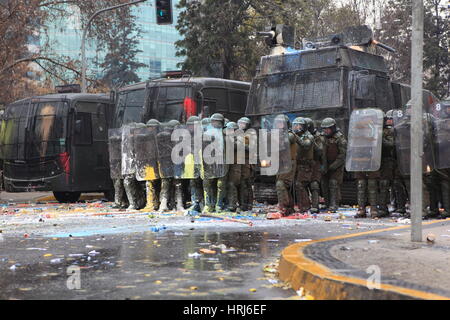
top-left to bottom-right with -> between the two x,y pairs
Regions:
279,219 -> 450,300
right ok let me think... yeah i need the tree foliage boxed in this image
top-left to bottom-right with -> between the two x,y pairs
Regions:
0,0 -> 144,106
175,0 -> 376,81
378,0 -> 449,98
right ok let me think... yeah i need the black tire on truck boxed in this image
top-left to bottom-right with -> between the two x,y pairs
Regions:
53,191 -> 81,203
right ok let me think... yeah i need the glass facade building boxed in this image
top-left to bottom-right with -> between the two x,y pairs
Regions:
43,1 -> 184,83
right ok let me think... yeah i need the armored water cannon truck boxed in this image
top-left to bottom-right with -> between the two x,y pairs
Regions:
247,25 -> 439,204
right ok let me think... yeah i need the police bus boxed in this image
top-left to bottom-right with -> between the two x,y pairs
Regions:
114,74 -> 251,127
0,92 -> 115,203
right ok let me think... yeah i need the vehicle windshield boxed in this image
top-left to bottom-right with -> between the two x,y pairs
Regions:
148,85 -> 193,123
246,69 -> 343,116
1,100 -> 68,161
116,88 -> 146,126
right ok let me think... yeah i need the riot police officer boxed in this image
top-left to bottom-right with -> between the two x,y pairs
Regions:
185,116 -> 204,213
304,118 -> 323,214
321,118 -> 347,212
109,128 -> 129,209
270,115 -> 297,218
158,120 -> 184,212
378,110 -> 396,217
292,117 -> 315,213
202,113 -> 228,213
225,121 -> 241,212
237,117 -> 255,212
123,123 -> 146,211
143,119 -> 161,211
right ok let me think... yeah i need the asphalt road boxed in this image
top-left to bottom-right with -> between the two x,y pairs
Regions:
0,193 -> 401,300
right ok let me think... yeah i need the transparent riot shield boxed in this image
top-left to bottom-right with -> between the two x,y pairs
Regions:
346,108 -> 384,172
156,124 -> 175,179
259,114 -> 292,176
108,128 -> 123,179
134,126 -> 160,181
121,124 -> 136,176
433,111 -> 450,170
177,123 -> 202,180
202,125 -> 228,179
393,110 -> 435,176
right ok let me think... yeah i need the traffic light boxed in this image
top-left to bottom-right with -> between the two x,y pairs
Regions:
156,0 -> 173,25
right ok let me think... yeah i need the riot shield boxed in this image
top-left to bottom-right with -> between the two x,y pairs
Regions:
433,108 -> 450,169
134,126 -> 160,181
259,115 -> 292,176
178,123 -> 202,179
393,110 -> 435,176
202,125 -> 227,179
121,124 -> 136,176
346,108 -> 384,172
156,124 -> 175,179
108,128 -> 123,179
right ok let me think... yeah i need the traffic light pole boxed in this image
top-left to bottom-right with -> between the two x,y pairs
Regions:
81,0 -> 148,93
410,0 -> 424,242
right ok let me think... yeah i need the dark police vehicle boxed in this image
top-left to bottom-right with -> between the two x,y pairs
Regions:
246,25 -> 439,204
114,75 -> 251,127
0,92 -> 115,203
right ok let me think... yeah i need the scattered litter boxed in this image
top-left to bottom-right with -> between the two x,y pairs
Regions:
267,239 -> 279,242
397,218 -> 411,224
295,239 -> 312,243
50,258 -> 63,265
324,216 -> 332,222
85,245 -> 94,249
368,240 -> 379,244
188,253 -> 202,259
88,250 -> 100,256
249,288 -> 257,293
150,226 -> 168,233
199,249 -> 216,255
68,254 -> 84,258
340,246 -> 351,251
9,264 -> 19,271
427,234 -> 436,244
268,279 -> 278,284
174,232 -> 184,236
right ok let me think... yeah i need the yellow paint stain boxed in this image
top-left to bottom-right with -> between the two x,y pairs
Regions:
144,166 -> 157,181
183,154 -> 195,179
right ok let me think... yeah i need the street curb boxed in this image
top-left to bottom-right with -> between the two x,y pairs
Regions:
279,221 -> 450,300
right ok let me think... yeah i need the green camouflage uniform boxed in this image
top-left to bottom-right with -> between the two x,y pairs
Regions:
294,130 -> 315,212
322,129 -> 347,211
276,131 -> 297,216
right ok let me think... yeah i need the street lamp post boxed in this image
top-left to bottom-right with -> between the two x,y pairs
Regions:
411,0 -> 424,242
81,0 -> 148,93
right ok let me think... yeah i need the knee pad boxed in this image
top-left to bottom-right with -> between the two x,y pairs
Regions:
310,181 -> 320,191
357,180 -> 367,190
379,180 -> 390,190
367,179 -> 378,190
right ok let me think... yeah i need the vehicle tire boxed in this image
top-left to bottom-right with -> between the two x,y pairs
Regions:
340,180 -> 358,205
53,191 -> 81,203
254,182 -> 278,205
104,190 -> 115,202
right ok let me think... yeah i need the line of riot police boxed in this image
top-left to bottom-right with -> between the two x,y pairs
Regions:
108,114 -> 256,214
108,98 -> 450,220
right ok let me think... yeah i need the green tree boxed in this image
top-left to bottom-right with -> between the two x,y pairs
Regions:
379,0 -> 450,98
97,11 -> 147,88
